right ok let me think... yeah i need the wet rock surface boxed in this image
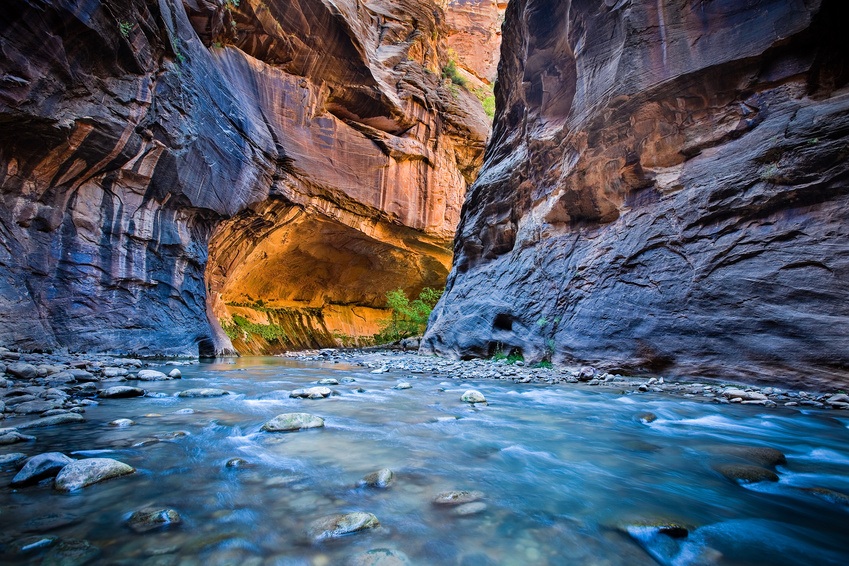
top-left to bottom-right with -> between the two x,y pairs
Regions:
261,413 -> 325,432
714,464 -> 780,485
0,0 -> 494,356
53,458 -> 135,492
10,453 -> 74,487
307,512 -> 380,542
361,468 -> 395,489
422,0 -> 849,391
126,508 -> 182,533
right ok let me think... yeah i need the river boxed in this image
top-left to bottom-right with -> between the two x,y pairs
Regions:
2,356 -> 848,565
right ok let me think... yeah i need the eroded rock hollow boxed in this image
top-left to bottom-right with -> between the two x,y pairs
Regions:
0,0 -> 497,355
423,0 -> 849,389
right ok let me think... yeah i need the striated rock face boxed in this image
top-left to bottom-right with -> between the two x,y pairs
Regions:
444,0 -> 508,86
423,0 -> 849,389
0,0 -> 492,355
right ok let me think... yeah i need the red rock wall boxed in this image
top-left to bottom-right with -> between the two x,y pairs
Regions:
0,0 -> 491,355
423,0 -> 849,389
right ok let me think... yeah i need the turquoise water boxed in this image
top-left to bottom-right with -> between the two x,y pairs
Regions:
1,356 -> 848,565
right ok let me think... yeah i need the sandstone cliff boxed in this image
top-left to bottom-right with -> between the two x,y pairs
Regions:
423,0 -> 849,389
0,0 -> 491,355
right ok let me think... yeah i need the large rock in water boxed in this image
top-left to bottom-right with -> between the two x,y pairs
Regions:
261,413 -> 325,432
0,0 -> 493,357
54,458 -> 135,491
11,452 -> 74,487
423,0 -> 849,390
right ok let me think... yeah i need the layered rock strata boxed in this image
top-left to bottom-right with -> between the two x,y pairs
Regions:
0,0 -> 491,355
423,0 -> 849,389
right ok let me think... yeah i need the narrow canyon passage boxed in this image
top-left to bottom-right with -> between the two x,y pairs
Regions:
199,0 -> 508,355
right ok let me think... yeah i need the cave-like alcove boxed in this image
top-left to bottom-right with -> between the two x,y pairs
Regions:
205,199 -> 451,354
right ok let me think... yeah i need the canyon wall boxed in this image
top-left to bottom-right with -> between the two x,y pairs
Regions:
423,0 -> 849,389
0,0 -> 491,355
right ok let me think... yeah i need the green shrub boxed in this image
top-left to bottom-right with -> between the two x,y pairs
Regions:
491,347 -> 524,364
472,84 -> 495,119
118,21 -> 133,39
224,315 -> 287,343
376,287 -> 443,343
442,60 -> 467,88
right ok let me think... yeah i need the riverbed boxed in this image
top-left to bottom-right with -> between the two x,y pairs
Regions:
2,355 -> 849,565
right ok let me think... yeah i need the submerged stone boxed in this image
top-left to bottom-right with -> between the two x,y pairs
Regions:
307,512 -> 380,541
714,464 -> 779,484
6,535 -> 59,555
721,446 -> 786,468
433,490 -> 485,506
451,501 -> 487,516
347,548 -> 412,566
40,538 -> 101,566
126,508 -> 183,533
800,487 -> 849,507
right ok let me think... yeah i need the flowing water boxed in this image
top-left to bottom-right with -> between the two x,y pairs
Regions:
2,357 -> 849,565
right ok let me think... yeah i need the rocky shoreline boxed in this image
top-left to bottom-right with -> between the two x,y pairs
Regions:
2,345 -> 848,438
282,348 -> 849,412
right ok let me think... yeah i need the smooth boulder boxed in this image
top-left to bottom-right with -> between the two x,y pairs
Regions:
17,413 -> 85,429
460,390 -> 486,404
714,464 -> 779,484
0,431 -> 36,445
6,363 -> 37,379
99,386 -> 145,398
307,512 -> 380,541
54,458 -> 135,491
290,386 -> 332,399
361,468 -> 394,489
135,369 -> 170,381
177,388 -> 230,398
262,413 -> 325,432
11,452 -> 74,486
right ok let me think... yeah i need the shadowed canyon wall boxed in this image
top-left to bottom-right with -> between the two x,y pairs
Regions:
0,0 -> 493,356
423,0 -> 849,389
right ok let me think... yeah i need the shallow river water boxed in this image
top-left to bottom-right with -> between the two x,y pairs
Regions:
2,356 -> 849,565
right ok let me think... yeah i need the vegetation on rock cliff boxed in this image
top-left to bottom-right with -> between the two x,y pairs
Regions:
377,287 -> 443,343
